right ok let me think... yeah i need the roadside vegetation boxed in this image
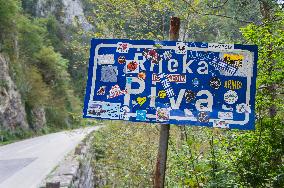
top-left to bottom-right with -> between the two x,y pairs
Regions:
90,0 -> 284,187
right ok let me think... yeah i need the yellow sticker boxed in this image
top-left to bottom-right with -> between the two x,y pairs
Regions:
224,80 -> 242,90
224,54 -> 244,61
224,54 -> 243,68
137,97 -> 147,106
158,90 -> 167,99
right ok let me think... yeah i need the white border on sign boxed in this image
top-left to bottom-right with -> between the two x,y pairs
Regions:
87,43 -> 254,126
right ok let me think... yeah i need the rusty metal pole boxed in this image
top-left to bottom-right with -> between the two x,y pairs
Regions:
154,17 -> 180,188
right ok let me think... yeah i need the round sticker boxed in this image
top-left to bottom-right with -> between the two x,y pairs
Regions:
118,56 -> 126,64
185,90 -> 196,103
97,86 -> 106,95
127,61 -> 138,71
224,90 -> 238,104
198,112 -> 209,123
209,77 -> 221,89
138,71 -> 146,80
158,90 -> 167,98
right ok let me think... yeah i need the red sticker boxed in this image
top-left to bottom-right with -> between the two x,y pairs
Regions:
127,61 -> 138,72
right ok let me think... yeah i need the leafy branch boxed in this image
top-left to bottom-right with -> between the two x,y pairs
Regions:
181,0 -> 255,23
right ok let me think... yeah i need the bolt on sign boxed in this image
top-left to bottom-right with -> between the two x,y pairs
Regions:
83,39 -> 257,130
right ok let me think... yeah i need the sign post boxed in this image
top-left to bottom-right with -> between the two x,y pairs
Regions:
154,17 -> 180,188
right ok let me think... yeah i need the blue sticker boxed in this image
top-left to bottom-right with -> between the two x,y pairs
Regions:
101,65 -> 118,82
136,110 -> 147,121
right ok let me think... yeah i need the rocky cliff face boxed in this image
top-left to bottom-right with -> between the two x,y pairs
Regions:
0,55 -> 28,130
31,107 -> 46,130
36,0 -> 93,32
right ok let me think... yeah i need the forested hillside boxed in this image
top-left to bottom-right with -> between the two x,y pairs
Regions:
0,0 -> 283,187
0,0 -> 92,142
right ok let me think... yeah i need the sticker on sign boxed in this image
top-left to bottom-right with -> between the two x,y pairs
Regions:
83,39 -> 257,130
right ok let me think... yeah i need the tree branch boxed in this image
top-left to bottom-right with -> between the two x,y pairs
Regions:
206,0 -> 229,9
182,0 -> 255,24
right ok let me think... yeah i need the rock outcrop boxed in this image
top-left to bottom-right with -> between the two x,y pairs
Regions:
36,0 -> 93,32
0,54 -> 28,130
31,106 -> 46,130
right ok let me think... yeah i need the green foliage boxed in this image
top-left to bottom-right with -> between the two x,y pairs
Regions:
241,12 -> 284,117
92,122 -> 159,187
0,0 -> 84,141
0,0 -> 20,38
18,17 -> 47,59
232,118 -> 284,187
35,46 -> 69,84
62,29 -> 90,100
24,66 -> 51,108
0,0 -> 20,55
33,46 -> 82,128
88,0 -> 172,40
0,127 -> 34,145
46,16 -> 65,52
21,0 -> 38,16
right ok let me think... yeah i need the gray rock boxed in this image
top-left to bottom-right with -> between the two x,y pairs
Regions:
31,106 -> 46,130
0,54 -> 28,130
36,0 -> 93,32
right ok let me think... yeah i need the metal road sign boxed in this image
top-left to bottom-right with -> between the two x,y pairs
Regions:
83,39 -> 257,130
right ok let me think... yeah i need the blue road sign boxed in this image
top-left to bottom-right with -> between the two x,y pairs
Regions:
83,39 -> 257,130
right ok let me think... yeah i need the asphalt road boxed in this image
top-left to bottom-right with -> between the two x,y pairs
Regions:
0,126 -> 100,188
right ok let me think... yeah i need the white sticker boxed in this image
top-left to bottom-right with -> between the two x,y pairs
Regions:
175,42 -> 187,54
209,59 -> 238,76
88,101 -> 120,119
120,106 -> 130,120
97,54 -> 114,65
101,102 -> 121,119
116,42 -> 130,53
208,43 -> 233,51
224,90 -> 238,104
87,101 -> 103,117
213,120 -> 229,128
222,104 -> 233,111
107,85 -> 127,99
218,112 -> 233,119
236,103 -> 251,113
163,50 -> 172,60
156,107 -> 170,122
